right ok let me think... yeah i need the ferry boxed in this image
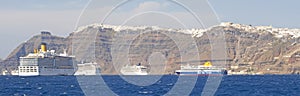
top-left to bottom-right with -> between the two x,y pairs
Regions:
120,63 -> 148,75
18,43 -> 76,76
175,61 -> 227,76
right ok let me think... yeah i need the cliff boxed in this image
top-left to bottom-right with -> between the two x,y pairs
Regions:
2,23 -> 300,74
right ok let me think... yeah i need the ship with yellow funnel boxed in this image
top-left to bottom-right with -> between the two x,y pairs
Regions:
175,61 -> 227,76
18,43 -> 75,76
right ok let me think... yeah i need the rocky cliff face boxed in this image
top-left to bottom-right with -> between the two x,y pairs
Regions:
2,23 -> 300,74
0,32 -> 67,71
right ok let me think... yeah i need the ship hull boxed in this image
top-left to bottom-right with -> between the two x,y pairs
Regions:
39,68 -> 75,76
120,71 -> 148,75
18,69 -> 75,76
18,66 -> 75,76
175,70 -> 227,76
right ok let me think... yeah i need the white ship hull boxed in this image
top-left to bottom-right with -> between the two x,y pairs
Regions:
175,69 -> 227,76
18,66 -> 75,76
120,71 -> 148,75
18,72 -> 39,76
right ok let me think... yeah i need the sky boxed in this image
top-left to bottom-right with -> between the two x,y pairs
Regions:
0,0 -> 299,59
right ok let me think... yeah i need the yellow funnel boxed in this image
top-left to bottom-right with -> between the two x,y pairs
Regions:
204,61 -> 212,67
41,43 -> 47,52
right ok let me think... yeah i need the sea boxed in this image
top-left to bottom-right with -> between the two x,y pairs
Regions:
0,75 -> 299,96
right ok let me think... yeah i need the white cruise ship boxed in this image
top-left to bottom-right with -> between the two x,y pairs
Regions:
74,62 -> 99,75
120,63 -> 148,75
18,43 -> 76,76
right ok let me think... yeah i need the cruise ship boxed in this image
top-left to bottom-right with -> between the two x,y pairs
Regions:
74,62 -> 99,75
18,43 -> 76,76
175,61 -> 227,76
120,63 -> 148,75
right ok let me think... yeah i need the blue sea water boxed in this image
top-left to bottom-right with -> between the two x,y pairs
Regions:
0,75 -> 300,96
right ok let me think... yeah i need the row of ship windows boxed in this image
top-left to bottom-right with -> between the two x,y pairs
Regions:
19,69 -> 38,72
19,66 -> 37,69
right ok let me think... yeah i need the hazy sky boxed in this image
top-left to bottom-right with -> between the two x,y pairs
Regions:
0,0 -> 299,59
